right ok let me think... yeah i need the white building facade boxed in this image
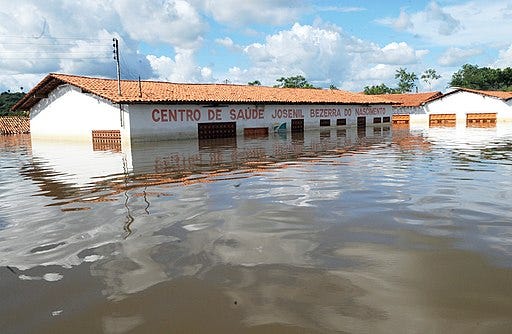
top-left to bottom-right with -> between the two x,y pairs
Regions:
29,84 -> 127,141
423,89 -> 512,126
15,74 -> 395,144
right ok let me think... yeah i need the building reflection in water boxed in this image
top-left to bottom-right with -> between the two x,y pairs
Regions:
4,124 -> 512,333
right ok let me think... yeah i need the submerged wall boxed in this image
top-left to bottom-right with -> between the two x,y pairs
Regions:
127,103 -> 394,141
424,91 -> 512,122
30,85 -> 130,141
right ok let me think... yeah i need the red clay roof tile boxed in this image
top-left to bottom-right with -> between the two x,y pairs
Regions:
14,73 -> 395,111
0,116 -> 30,135
375,92 -> 443,107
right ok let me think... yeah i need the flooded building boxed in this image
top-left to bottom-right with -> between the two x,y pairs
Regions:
423,88 -> 512,127
378,89 -> 512,127
379,92 -> 442,126
13,73 -> 395,143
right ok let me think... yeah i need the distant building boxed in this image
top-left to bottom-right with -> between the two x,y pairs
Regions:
424,88 -> 512,127
376,89 -> 512,127
375,92 -> 442,126
13,74 -> 395,144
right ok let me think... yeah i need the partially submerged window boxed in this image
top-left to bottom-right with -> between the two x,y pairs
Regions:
320,119 -> 331,127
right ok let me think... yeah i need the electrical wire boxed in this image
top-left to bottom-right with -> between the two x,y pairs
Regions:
0,35 -> 113,61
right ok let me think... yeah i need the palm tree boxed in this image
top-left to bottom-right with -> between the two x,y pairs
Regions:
421,69 -> 441,91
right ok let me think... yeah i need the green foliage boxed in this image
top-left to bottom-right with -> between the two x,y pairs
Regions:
0,92 -> 26,116
363,83 -> 399,95
329,84 -> 338,90
395,68 -> 418,93
248,80 -> 261,86
363,68 -> 419,94
274,75 -> 315,89
421,69 -> 441,90
450,64 -> 512,91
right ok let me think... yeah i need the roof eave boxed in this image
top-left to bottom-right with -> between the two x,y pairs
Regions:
120,99 -> 395,105
11,74 -> 58,112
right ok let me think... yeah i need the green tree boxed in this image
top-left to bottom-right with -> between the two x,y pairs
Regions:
248,80 -> 261,86
421,68 -> 441,91
329,84 -> 338,90
395,68 -> 418,93
274,75 -> 315,89
0,91 -> 26,116
363,83 -> 398,95
450,64 -> 512,90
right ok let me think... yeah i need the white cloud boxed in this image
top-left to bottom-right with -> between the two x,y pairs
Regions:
147,49 -> 212,83
200,0 -> 307,26
354,64 -> 397,81
240,23 -> 349,85
113,0 -> 206,50
221,23 -> 430,90
214,37 -> 242,51
380,9 -> 413,31
438,47 -> 483,66
0,2 -> 113,90
341,64 -> 397,91
316,6 -> 366,13
0,0 -> 209,91
0,74 -> 42,93
372,42 -> 428,65
377,1 -> 512,47
494,44 -> 512,68
378,2 -> 460,36
425,2 -> 461,36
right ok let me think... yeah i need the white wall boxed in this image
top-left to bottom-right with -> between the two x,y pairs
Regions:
424,91 -> 512,122
393,106 -> 426,115
127,103 -> 394,141
30,85 -> 129,141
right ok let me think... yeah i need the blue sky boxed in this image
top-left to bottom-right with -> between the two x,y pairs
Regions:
1,0 -> 512,93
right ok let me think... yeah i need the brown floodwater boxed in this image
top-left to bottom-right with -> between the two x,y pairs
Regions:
1,125 -> 512,333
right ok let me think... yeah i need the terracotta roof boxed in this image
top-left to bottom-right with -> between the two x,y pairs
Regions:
0,116 -> 30,135
13,73 -> 395,111
375,92 -> 443,107
449,88 -> 512,100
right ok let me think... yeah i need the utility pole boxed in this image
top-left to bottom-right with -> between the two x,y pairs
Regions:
113,38 -> 121,96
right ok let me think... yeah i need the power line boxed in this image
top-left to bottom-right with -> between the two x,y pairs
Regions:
0,42 -> 109,47
0,35 -> 113,61
120,54 -> 139,80
0,56 -> 112,60
0,50 -> 111,54
0,35 -> 111,41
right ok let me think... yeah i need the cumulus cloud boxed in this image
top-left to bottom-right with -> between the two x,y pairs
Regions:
199,0 -> 307,26
223,23 -> 428,90
494,44 -> 512,68
0,0 -> 212,91
240,23 -> 350,85
112,0 -> 206,50
378,1 -> 512,48
438,47 -> 483,66
378,9 -> 413,31
214,37 -> 242,51
316,6 -> 366,13
425,2 -> 461,36
353,64 -> 397,82
378,1 -> 460,36
371,42 -> 428,65
147,49 -> 212,82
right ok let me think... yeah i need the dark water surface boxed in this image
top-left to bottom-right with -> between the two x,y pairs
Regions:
1,126 -> 512,333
